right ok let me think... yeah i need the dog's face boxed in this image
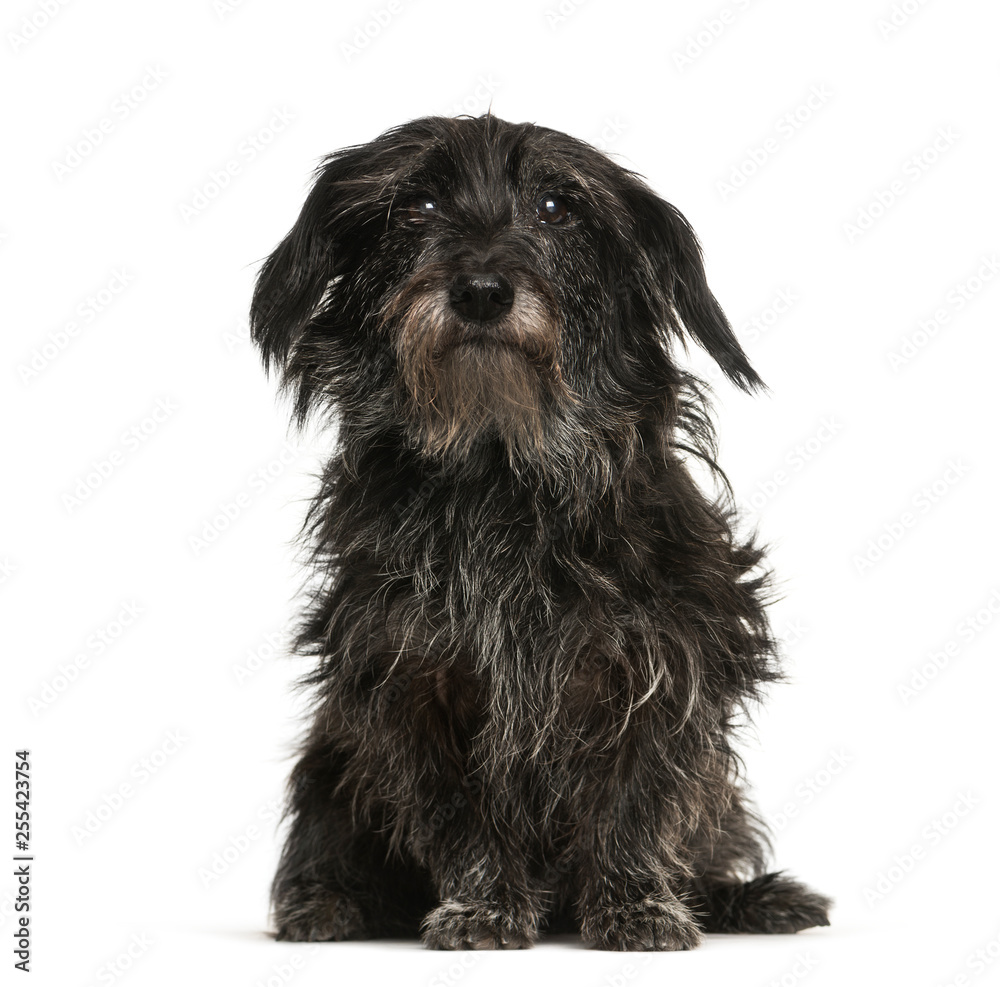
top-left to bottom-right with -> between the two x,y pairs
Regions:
251,115 -> 760,465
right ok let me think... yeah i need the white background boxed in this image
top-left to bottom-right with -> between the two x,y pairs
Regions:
3,0 -> 999,984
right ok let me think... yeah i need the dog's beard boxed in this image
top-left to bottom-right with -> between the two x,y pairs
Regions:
386,262 -> 575,463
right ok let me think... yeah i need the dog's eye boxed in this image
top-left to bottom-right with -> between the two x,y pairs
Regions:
536,195 -> 571,225
405,197 -> 438,222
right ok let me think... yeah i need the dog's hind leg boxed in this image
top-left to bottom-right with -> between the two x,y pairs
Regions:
270,744 -> 434,941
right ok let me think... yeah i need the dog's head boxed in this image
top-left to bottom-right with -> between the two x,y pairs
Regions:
251,114 -> 760,465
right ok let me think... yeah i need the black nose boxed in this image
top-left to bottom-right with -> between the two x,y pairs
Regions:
448,272 -> 514,322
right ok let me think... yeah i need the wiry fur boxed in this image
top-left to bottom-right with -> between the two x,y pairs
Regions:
250,114 -> 831,950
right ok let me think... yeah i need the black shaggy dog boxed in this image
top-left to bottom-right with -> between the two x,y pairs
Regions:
250,114 -> 830,951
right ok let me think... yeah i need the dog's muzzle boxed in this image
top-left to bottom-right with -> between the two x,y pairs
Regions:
385,259 -> 574,460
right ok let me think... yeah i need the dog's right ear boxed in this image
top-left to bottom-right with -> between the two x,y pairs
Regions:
249,146 -> 372,376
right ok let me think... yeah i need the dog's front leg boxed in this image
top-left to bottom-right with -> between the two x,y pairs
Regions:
571,737 -> 703,951
417,805 -> 547,950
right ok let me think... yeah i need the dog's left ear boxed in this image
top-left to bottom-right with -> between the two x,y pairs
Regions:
627,185 -> 764,392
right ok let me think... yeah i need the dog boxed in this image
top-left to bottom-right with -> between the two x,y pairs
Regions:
250,113 -> 831,950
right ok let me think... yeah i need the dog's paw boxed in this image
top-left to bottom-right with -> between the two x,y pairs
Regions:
273,886 -> 367,942
420,899 -> 535,950
581,896 -> 703,951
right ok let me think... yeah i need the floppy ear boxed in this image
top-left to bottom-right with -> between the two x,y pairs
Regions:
251,175 -> 334,374
250,146 -> 374,375
629,185 -> 764,392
